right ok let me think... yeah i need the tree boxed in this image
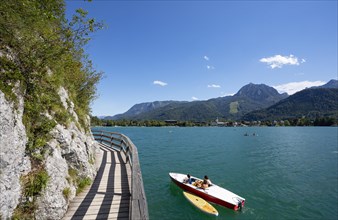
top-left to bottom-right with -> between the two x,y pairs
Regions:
0,1 -> 104,217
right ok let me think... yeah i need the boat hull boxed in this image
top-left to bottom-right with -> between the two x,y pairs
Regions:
169,173 -> 245,211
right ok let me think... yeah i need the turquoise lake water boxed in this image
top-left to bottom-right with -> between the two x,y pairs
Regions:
92,127 -> 338,220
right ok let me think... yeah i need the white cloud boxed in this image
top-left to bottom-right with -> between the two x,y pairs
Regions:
221,92 -> 235,97
153,80 -> 168,86
260,54 -> 305,69
191,96 -> 199,101
207,84 -> 221,88
207,65 -> 215,70
273,80 -> 326,95
203,55 -> 209,61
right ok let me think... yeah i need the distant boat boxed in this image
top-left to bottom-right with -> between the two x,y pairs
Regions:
169,172 -> 245,211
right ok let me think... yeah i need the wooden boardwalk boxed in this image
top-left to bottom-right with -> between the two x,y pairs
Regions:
63,144 -> 131,220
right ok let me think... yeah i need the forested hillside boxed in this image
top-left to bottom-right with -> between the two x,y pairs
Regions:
242,88 -> 338,121
108,100 -> 187,120
108,83 -> 288,121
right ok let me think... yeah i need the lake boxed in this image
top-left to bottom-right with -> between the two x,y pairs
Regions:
92,126 -> 338,220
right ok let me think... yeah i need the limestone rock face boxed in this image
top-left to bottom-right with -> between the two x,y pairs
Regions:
57,87 -> 78,122
34,141 -> 70,220
0,86 -> 100,220
33,87 -> 100,220
0,90 -> 31,219
35,122 -> 99,219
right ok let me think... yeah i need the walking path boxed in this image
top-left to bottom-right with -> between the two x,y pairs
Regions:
63,144 -> 131,220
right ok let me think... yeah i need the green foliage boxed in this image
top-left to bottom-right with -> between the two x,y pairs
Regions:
68,168 -> 78,182
229,101 -> 239,114
23,169 -> 49,198
88,154 -> 95,165
14,168 -> 49,218
67,168 -> 92,194
106,84 -> 287,122
314,117 -> 336,126
0,0 -> 103,216
76,177 -> 92,195
12,201 -> 37,220
243,88 -> 338,121
92,117 -> 337,128
283,120 -> 291,126
93,119 -> 207,127
63,187 -> 71,200
90,115 -> 103,126
0,0 -> 103,137
0,56 -> 23,104
68,168 -> 92,194
24,113 -> 57,161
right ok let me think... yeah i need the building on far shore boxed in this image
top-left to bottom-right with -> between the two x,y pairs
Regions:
211,118 -> 226,126
165,120 -> 178,125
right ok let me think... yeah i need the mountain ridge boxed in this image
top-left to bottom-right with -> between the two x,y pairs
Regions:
318,79 -> 338,89
107,83 -> 289,121
242,87 -> 338,121
105,100 -> 186,120
102,80 -> 337,122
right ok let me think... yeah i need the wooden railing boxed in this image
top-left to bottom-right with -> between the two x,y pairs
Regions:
92,130 -> 149,220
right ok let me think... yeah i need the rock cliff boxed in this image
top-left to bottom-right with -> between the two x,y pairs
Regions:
0,87 -> 31,218
0,87 -> 100,219
0,1 -> 103,218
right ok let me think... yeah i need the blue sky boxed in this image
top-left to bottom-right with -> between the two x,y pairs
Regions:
66,0 -> 337,116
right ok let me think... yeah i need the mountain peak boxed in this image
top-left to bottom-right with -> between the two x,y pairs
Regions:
319,79 -> 338,89
234,83 -> 287,101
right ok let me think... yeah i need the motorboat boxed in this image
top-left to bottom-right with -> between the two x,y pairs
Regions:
169,172 -> 245,211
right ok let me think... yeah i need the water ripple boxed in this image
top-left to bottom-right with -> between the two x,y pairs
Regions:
95,126 -> 338,220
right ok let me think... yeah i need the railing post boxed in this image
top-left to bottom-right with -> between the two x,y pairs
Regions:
125,146 -> 130,164
111,133 -> 114,150
92,131 -> 148,220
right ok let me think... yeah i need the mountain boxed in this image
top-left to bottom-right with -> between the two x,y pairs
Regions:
112,83 -> 288,121
105,101 -> 186,120
318,79 -> 338,89
242,88 -> 338,121
234,83 -> 288,102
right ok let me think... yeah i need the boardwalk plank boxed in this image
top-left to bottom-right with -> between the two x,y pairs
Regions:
68,202 -> 130,211
69,198 -> 130,206
63,146 -> 131,220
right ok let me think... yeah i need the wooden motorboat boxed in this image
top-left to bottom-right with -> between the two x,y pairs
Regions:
169,172 -> 245,211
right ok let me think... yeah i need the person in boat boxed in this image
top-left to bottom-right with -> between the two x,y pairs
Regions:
202,175 -> 212,189
183,174 -> 192,184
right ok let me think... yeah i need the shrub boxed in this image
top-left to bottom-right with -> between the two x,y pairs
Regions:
63,187 -> 71,200
23,169 -> 49,198
76,177 -> 92,195
88,154 -> 95,165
